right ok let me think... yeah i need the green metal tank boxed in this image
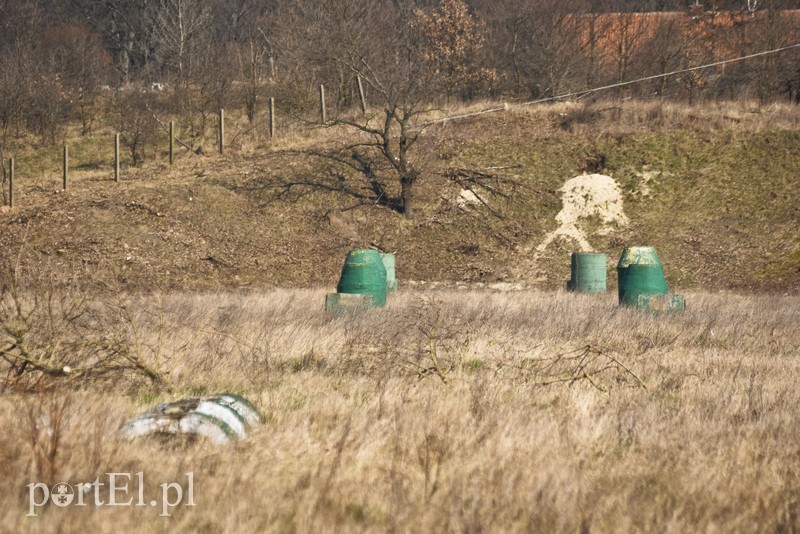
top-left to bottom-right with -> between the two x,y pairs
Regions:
617,246 -> 668,306
337,249 -> 388,307
380,253 -> 397,293
567,252 -> 607,293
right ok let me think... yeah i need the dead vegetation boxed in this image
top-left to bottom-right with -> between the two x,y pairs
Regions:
1,287 -> 799,531
0,277 -> 167,392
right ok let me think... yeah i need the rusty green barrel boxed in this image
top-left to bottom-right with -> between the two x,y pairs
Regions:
617,246 -> 668,306
337,249 -> 387,307
567,252 -> 606,293
381,253 -> 397,293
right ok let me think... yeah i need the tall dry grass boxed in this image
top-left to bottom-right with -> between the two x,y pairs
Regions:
1,288 -> 799,532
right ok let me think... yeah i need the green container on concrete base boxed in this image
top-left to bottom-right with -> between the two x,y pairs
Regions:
617,246 -> 668,306
337,249 -> 387,307
381,253 -> 397,293
567,252 -> 607,293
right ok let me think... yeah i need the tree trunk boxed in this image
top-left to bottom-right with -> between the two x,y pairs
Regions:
401,174 -> 415,219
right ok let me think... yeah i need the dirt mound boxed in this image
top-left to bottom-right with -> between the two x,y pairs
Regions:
534,173 -> 628,254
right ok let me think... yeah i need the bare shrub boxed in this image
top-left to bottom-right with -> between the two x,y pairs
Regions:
112,91 -> 159,166
0,263 -> 167,392
44,23 -> 113,136
24,392 -> 70,485
26,70 -> 69,146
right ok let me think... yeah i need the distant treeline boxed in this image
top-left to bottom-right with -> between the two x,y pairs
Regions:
1,0 -> 800,147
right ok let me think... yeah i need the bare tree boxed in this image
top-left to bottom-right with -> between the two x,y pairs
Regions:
479,0 -> 587,98
273,1 -> 445,218
203,0 -> 278,123
747,3 -> 800,103
642,15 -> 685,97
274,0 -> 374,113
679,12 -> 721,103
149,0 -> 211,108
191,37 -> 235,140
46,23 -> 113,135
69,0 -> 157,84
113,91 -> 158,165
608,12 -> 651,85
237,30 -> 275,123
0,0 -> 40,138
415,0 -> 495,101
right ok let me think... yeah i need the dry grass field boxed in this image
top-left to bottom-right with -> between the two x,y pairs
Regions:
2,287 -> 799,532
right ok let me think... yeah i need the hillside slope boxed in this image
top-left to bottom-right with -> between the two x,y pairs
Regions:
1,101 -> 799,293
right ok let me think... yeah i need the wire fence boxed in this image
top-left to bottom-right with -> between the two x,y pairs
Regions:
2,41 -> 800,208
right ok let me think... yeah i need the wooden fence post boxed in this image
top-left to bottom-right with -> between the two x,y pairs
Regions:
169,121 -> 175,165
62,144 -> 68,191
114,133 -> 120,182
269,97 -> 276,139
8,158 -> 13,208
319,84 -> 326,123
218,109 -> 225,155
357,75 -> 367,115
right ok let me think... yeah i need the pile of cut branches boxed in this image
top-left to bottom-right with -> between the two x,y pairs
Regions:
504,345 -> 646,391
0,280 -> 166,393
